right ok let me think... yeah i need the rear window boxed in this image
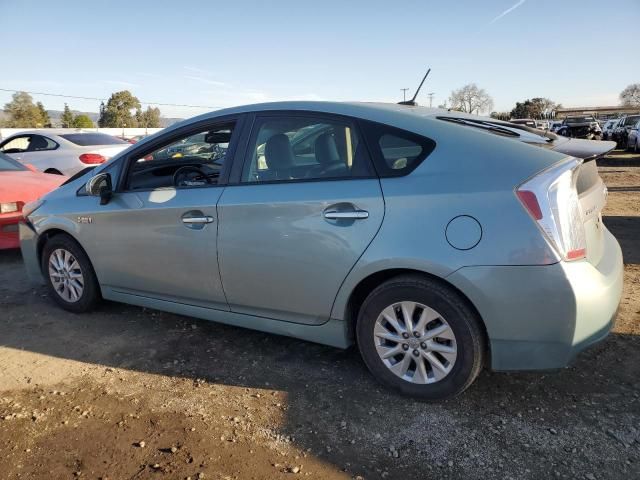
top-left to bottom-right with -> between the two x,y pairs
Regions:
0,152 -> 26,171
362,121 -> 435,177
60,133 -> 128,146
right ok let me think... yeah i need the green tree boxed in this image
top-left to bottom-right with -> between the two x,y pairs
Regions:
72,114 -> 94,128
510,97 -> 558,119
3,91 -> 47,127
99,90 -> 141,127
36,102 -> 51,127
60,103 -> 74,128
490,111 -> 510,121
98,101 -> 106,127
136,106 -> 161,128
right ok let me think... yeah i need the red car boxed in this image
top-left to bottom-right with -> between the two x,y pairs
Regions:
0,152 -> 65,249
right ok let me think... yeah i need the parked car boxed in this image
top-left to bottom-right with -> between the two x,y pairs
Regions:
19,102 -> 622,400
549,121 -> 563,132
626,119 -> 640,152
0,153 -> 65,249
556,116 -> 602,140
536,120 -> 550,130
602,119 -> 619,141
612,114 -> 640,148
0,130 -> 131,176
509,118 -> 537,128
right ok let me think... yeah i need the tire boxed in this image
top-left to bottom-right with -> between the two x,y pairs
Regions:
41,234 -> 101,313
356,274 -> 485,400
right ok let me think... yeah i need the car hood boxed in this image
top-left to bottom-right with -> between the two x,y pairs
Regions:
550,137 -> 615,161
0,170 -> 66,203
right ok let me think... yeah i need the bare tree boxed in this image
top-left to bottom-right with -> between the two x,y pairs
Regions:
620,83 -> 640,106
448,84 -> 494,114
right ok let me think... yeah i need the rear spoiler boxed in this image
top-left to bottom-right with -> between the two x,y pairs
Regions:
551,139 -> 616,162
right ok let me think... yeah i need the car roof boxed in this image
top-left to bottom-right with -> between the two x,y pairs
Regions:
5,129 -> 98,137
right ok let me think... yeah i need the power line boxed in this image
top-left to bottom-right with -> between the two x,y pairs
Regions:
0,88 -> 223,110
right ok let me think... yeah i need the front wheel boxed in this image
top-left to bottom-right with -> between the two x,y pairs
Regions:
356,275 -> 486,400
42,235 -> 101,313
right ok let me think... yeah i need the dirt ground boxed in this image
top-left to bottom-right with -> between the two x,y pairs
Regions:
0,151 -> 638,480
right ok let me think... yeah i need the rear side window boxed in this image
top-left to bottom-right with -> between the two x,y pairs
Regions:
60,133 -> 128,146
362,121 -> 435,177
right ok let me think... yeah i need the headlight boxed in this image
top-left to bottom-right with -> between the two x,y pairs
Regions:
0,202 -> 19,214
22,199 -> 45,217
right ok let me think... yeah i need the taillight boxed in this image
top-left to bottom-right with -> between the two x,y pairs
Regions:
79,153 -> 106,164
516,157 -> 587,262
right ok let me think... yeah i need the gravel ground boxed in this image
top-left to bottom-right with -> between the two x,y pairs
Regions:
0,151 -> 638,480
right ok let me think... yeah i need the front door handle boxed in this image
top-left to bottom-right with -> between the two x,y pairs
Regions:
323,210 -> 369,220
182,216 -> 214,224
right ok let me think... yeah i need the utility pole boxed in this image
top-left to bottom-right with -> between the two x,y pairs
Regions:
427,92 -> 435,108
400,88 -> 409,102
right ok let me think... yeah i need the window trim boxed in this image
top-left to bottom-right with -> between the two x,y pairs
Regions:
234,110 -> 377,186
116,114 -> 246,193
360,119 -> 436,177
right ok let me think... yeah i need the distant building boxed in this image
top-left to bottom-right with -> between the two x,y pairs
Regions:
555,105 -> 640,120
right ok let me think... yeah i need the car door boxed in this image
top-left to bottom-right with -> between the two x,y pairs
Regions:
217,112 -> 384,325
18,134 -> 60,171
74,116 -> 245,310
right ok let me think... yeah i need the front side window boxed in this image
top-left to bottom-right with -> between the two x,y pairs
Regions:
0,136 -> 32,153
242,116 -> 372,183
125,122 -> 235,190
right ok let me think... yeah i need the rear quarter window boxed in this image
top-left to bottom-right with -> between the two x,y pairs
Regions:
361,121 -> 435,177
60,133 -> 128,146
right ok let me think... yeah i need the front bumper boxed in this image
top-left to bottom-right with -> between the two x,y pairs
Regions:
446,227 -> 623,371
19,221 -> 45,285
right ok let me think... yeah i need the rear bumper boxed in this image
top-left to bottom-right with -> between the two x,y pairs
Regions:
446,227 -> 623,371
19,221 -> 45,285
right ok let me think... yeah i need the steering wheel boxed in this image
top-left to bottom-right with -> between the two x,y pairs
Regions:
173,165 -> 211,187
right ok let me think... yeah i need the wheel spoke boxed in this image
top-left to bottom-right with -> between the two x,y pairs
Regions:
423,323 -> 451,340
414,306 -> 440,334
376,344 -> 404,360
423,351 -> 450,382
390,354 -> 412,377
427,341 -> 456,355
413,356 -> 429,384
400,302 -> 415,332
381,306 -> 406,334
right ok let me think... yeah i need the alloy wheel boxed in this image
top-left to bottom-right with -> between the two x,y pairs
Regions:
373,301 -> 457,384
48,248 -> 85,303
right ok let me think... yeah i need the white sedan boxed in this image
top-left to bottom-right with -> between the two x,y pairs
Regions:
0,130 -> 131,176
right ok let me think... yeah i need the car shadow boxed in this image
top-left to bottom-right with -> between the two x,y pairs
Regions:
1,247 -> 639,478
604,215 -> 640,264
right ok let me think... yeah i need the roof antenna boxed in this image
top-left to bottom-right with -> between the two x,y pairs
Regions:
398,68 -> 431,106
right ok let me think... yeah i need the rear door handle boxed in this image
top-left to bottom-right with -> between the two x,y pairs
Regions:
323,210 -> 369,220
182,216 -> 214,224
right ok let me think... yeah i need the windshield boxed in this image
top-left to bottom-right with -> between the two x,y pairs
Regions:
0,152 -> 27,171
60,133 -> 128,146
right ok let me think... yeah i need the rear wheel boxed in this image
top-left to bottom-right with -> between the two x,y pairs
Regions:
42,235 -> 100,312
356,275 -> 485,400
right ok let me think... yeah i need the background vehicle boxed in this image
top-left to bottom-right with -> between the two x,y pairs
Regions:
626,119 -> 640,152
0,153 -> 64,249
19,102 -> 623,400
549,121 -> 563,132
509,118 -> 537,128
612,114 -> 640,148
602,118 -> 619,140
0,130 -> 130,176
556,116 -> 602,140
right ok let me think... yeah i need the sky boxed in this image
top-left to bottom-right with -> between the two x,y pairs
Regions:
1,0 -> 639,119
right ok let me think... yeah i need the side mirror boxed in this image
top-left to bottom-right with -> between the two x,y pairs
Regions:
25,164 -> 38,172
86,172 -> 113,205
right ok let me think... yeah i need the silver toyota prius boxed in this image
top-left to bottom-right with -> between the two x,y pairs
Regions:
19,102 -> 623,400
